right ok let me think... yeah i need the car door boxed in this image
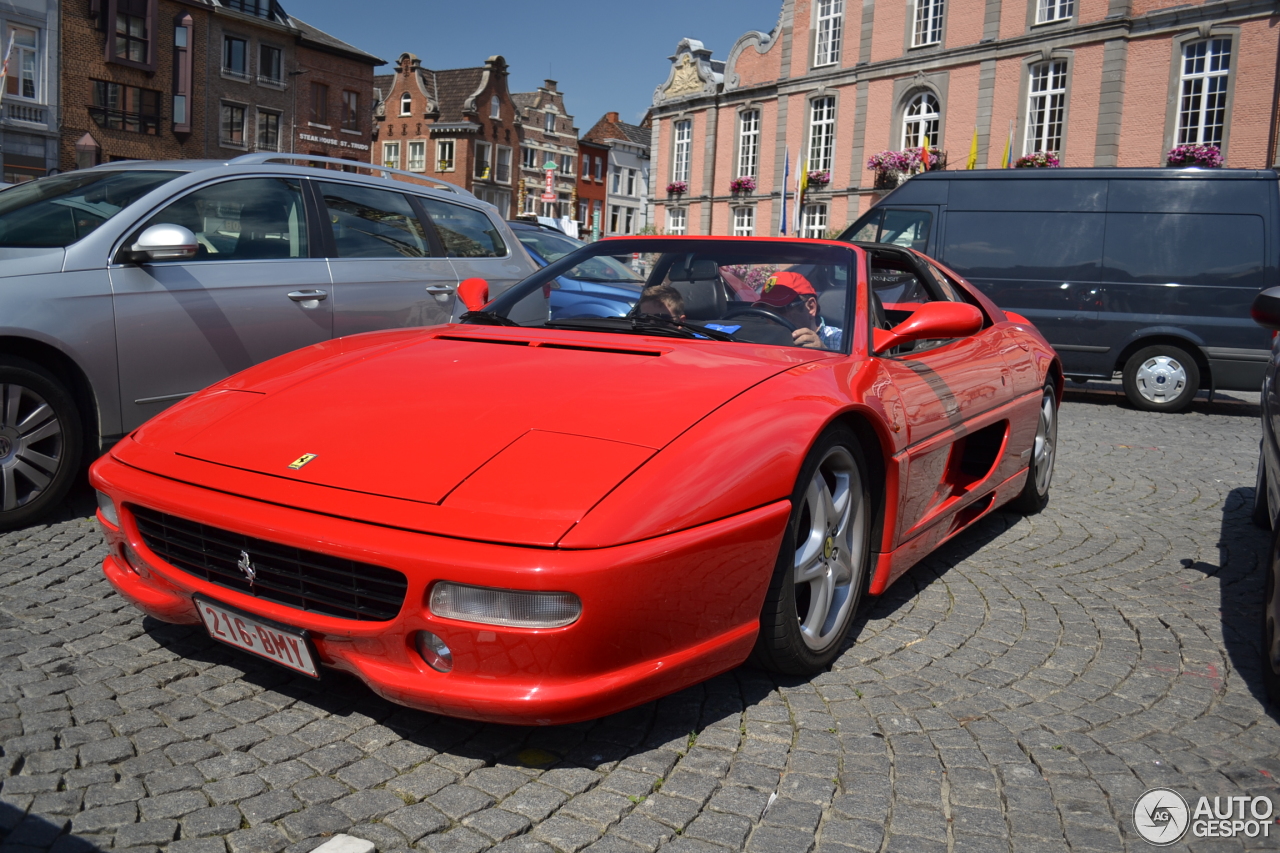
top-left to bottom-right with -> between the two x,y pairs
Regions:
418,197 -> 532,303
871,249 -> 1014,547
312,180 -> 460,336
110,176 -> 331,430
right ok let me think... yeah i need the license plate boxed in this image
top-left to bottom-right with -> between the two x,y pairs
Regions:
195,596 -> 319,678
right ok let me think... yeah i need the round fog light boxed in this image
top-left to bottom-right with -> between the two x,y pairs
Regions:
415,631 -> 453,673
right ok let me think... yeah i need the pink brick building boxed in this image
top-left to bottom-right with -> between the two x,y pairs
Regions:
648,0 -> 1280,237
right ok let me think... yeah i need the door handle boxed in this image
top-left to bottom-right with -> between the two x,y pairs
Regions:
288,290 -> 328,302
425,285 -> 456,294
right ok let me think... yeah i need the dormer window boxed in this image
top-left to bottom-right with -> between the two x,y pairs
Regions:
399,92 -> 411,116
544,112 -> 555,133
490,95 -> 500,119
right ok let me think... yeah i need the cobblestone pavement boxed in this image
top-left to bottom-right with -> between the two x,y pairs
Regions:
0,385 -> 1276,853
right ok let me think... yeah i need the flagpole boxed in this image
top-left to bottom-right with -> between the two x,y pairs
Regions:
779,147 -> 790,236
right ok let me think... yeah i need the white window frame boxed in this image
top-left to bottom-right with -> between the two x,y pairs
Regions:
522,146 -> 538,169
544,112 -> 556,133
626,168 -> 636,196
399,92 -> 411,116
1036,0 -> 1073,24
801,204 -> 828,239
560,154 -> 574,176
1177,38 -> 1231,148
1025,60 -> 1067,155
672,119 -> 692,183
490,95 -> 501,119
732,206 -> 755,237
436,139 -> 454,172
496,145 -> 512,184
382,140 -> 400,170
737,109 -> 759,179
474,141 -> 492,179
902,92 -> 940,150
814,0 -> 844,67
8,26 -> 38,100
407,140 -> 425,172
594,157 -> 604,181
624,207 -> 635,234
913,0 -> 944,47
807,97 -> 836,173
667,208 -> 687,235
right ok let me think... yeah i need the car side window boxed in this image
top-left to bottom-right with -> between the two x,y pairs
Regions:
878,209 -> 932,251
317,182 -> 433,259
418,198 -> 507,258
871,250 -> 968,356
138,177 -> 308,261
847,211 -> 881,242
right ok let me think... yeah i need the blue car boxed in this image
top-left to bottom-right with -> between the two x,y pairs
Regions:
507,220 -> 645,319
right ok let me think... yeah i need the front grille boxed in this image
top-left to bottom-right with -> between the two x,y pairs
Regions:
130,505 -> 408,622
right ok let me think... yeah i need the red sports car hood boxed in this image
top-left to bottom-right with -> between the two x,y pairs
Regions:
128,327 -> 829,541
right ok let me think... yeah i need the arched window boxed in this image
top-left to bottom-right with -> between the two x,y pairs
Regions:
490,96 -> 501,119
902,92 -> 939,150
399,92 -> 412,116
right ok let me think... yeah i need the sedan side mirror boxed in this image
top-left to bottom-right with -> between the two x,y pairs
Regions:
1252,286 -> 1280,330
130,224 -> 198,262
458,277 -> 490,312
873,301 -> 984,355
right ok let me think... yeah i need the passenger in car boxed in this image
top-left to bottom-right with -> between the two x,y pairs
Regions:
636,284 -> 687,322
757,271 -> 842,350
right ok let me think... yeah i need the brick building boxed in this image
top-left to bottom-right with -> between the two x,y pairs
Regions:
373,53 -> 521,217
291,20 -> 381,164
647,0 -> 1280,238
584,111 -> 651,236
0,0 -> 60,181
512,79 -> 578,221
60,0 -> 376,170
576,137 -> 608,239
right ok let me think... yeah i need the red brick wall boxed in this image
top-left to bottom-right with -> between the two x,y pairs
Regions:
292,43 -> 376,165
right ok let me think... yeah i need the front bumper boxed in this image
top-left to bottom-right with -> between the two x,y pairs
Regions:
91,454 -> 789,725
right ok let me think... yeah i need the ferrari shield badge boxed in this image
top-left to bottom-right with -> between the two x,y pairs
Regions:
288,453 -> 318,470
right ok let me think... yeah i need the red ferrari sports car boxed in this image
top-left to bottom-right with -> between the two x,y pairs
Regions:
90,237 -> 1060,725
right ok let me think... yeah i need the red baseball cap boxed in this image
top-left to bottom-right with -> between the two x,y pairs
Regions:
757,271 -> 817,307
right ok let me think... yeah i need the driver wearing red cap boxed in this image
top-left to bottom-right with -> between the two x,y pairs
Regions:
756,271 -> 842,350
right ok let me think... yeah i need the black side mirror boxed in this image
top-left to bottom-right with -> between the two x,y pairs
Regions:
1251,286 -> 1280,330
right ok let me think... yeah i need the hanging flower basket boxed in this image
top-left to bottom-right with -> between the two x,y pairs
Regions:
666,181 -> 688,194
866,150 -> 915,173
1014,151 -> 1061,168
806,170 -> 831,187
1166,144 -> 1223,168
920,148 -> 947,171
873,170 -> 905,190
729,176 -> 756,194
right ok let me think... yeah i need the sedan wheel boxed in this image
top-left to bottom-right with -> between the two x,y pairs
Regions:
1010,383 -> 1057,515
753,426 -> 872,674
0,358 -> 81,530
1122,345 -> 1200,413
1264,538 -> 1280,707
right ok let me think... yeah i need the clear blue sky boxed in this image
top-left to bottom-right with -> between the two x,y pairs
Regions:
291,0 -> 783,129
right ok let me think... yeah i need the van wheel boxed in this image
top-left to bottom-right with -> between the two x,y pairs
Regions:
0,357 -> 83,530
1121,345 -> 1200,413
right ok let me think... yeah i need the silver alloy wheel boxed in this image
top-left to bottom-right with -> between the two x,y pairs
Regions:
792,446 -> 868,651
1032,390 -> 1058,495
1134,355 -> 1188,405
0,383 -> 64,512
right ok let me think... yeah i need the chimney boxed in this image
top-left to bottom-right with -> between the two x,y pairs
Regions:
544,79 -> 557,91
606,111 -> 620,124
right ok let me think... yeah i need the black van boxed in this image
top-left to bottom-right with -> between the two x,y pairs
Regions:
840,168 -> 1278,412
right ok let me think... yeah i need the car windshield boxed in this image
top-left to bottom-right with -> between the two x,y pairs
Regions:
515,227 -> 643,283
476,238 -> 856,352
0,170 -> 181,248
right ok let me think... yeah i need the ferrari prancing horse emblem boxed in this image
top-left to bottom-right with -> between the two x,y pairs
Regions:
288,453 -> 318,470
237,550 -> 257,584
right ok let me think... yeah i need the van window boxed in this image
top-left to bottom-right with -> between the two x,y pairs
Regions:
941,212 -> 1104,281
1102,213 -> 1264,288
846,209 -> 931,250
419,198 -> 506,258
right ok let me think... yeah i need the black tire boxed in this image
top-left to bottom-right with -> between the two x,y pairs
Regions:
1263,534 -> 1280,708
0,357 -> 83,530
1255,444 -> 1273,530
1121,345 -> 1200,413
751,425 -> 873,675
1009,382 -> 1057,515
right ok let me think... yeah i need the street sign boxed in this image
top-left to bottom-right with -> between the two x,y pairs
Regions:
541,192 -> 557,202
543,160 -> 558,171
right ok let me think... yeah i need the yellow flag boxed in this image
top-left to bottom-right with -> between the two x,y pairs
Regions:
966,127 -> 979,170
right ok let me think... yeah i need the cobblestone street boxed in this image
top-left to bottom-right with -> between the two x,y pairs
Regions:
0,385 -> 1275,853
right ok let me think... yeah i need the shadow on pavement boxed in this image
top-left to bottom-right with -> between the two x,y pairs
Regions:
1062,381 -> 1261,418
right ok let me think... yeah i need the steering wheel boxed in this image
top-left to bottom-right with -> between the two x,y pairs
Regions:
722,305 -> 798,332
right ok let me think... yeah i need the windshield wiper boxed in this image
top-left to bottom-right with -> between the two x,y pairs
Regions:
460,310 -> 519,327
544,315 -> 736,341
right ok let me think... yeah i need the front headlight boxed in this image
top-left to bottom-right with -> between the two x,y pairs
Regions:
429,582 -> 581,629
95,491 -> 119,528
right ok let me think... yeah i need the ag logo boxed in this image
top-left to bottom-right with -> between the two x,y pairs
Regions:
1134,788 -> 1190,845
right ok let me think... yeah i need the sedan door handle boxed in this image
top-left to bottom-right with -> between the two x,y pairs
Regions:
288,290 -> 328,302
425,285 -> 456,294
